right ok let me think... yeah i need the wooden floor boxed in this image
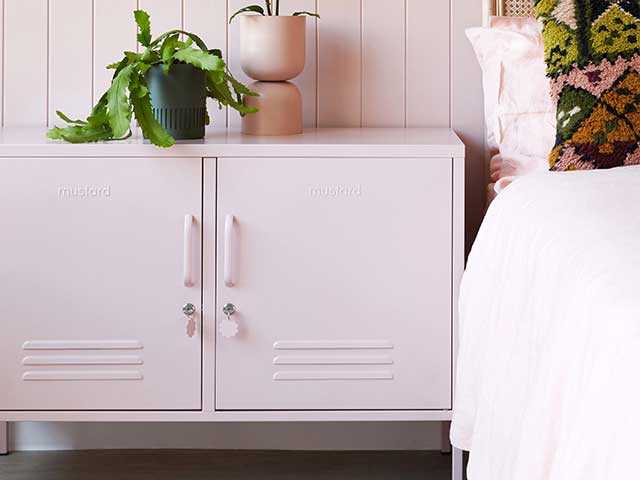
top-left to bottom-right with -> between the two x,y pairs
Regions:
0,450 -> 452,480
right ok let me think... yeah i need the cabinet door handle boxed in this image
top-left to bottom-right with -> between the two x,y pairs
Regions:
224,214 -> 235,287
183,214 -> 195,287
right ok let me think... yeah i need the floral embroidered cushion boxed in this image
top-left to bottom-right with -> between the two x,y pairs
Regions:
536,0 -> 640,170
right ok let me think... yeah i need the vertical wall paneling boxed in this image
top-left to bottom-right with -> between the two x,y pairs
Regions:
49,0 -> 93,126
0,1 -> 4,126
280,0 -> 317,128
317,0 -> 361,127
4,0 -> 47,126
1,0 -> 463,132
452,0 -> 485,251
93,0 -> 137,104
0,0 -> 4,126
361,0 -> 405,127
138,0 -> 183,37
406,0 -> 450,127
184,0 -> 228,128
226,0 -> 252,128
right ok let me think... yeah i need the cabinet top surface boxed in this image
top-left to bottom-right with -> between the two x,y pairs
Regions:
0,127 -> 464,157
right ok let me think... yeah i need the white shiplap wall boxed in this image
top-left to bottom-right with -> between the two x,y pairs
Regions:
4,0 -> 487,451
2,0 -> 453,130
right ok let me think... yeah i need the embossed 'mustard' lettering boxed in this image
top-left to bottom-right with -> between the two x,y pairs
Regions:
57,185 -> 111,198
307,185 -> 362,198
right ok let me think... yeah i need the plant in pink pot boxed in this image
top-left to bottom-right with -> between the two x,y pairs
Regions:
230,1 -> 319,136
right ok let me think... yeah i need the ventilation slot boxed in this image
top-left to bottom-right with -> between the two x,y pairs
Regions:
21,340 -> 144,382
22,371 -> 143,381
272,339 -> 394,382
273,340 -> 393,350
22,355 -> 143,365
273,355 -> 392,365
23,340 -> 143,350
273,371 -> 393,381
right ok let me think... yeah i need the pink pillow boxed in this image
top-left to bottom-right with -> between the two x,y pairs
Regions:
466,17 -> 556,185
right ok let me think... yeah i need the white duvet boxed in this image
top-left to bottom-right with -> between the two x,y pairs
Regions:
451,166 -> 640,480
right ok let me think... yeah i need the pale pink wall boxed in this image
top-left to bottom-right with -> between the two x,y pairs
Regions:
452,0 -> 487,252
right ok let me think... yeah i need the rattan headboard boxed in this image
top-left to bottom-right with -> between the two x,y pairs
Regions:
483,0 -> 535,21
498,0 -> 535,16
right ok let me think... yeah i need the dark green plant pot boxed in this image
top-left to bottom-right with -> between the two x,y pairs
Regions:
146,64 -> 206,140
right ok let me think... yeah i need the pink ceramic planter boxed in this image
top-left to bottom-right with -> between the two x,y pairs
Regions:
242,81 -> 302,135
240,16 -> 306,82
240,15 -> 306,135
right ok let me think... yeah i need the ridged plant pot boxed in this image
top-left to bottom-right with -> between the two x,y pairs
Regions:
146,64 -> 206,140
240,16 -> 306,81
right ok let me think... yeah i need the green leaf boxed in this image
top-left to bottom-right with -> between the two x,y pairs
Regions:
134,84 -> 149,98
141,49 -> 160,64
56,111 -> 87,125
124,51 -> 142,63
50,94 -> 110,145
292,11 -> 320,18
109,58 -> 130,82
130,75 -> 175,148
106,64 -> 134,138
208,70 -> 226,85
134,10 -> 152,47
174,47 -> 224,71
229,5 -> 265,23
132,94 -> 175,147
47,124 -> 113,143
148,30 -> 209,52
47,126 -> 64,139
160,34 -> 180,74
228,73 -> 258,96
87,93 -> 109,126
181,31 -> 209,51
207,72 -> 258,115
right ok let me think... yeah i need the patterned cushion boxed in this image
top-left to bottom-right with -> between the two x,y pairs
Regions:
537,0 -> 640,170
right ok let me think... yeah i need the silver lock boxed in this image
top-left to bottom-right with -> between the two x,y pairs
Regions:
222,303 -> 236,316
182,303 -> 196,317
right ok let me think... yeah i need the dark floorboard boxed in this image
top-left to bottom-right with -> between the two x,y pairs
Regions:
0,450 -> 453,480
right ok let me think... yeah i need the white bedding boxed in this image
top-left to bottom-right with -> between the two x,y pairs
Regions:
451,166 -> 640,479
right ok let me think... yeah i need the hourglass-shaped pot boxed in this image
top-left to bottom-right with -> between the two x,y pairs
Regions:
240,16 -> 305,136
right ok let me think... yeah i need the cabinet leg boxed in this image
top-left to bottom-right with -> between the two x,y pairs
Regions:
452,447 -> 464,480
440,421 -> 452,454
0,422 -> 8,455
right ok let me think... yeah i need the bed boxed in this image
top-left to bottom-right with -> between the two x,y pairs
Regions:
451,1 -> 640,479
